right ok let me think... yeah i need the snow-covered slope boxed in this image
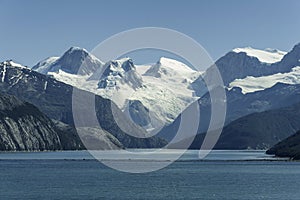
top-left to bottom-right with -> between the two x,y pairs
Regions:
49,57 -> 200,126
229,66 -> 300,94
130,57 -> 200,125
232,47 -> 287,64
32,57 -> 59,74
109,57 -> 200,122
144,57 -> 196,78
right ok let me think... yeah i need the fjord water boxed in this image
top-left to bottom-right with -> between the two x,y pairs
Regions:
0,150 -> 299,200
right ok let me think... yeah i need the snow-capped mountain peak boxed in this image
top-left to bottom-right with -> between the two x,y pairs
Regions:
111,57 -> 135,72
144,57 -> 197,79
67,46 -> 87,53
158,57 -> 195,72
232,47 -> 287,64
32,47 -> 104,76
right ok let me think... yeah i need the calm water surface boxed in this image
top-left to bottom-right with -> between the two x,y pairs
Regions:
0,150 -> 299,200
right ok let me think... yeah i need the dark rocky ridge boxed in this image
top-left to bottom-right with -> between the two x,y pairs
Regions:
266,130 -> 300,160
170,101 -> 300,150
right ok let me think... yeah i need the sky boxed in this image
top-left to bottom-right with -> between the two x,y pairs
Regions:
1,0 -> 300,66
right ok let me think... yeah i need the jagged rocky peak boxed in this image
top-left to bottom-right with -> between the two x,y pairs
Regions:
95,57 -> 143,90
102,57 -> 136,76
118,57 -> 136,71
32,47 -> 104,76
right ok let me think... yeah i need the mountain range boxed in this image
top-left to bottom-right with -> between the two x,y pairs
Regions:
1,42 -> 300,152
32,48 -> 201,132
0,60 -> 166,150
160,43 -> 300,150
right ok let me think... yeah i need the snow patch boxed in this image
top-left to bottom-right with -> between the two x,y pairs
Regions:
10,61 -> 27,69
11,74 -> 24,87
44,81 -> 48,91
1,64 -> 6,82
232,47 -> 287,64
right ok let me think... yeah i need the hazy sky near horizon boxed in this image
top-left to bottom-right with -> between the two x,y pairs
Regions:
1,0 -> 300,66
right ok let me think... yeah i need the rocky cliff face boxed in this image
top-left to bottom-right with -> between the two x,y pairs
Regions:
0,93 -> 125,151
0,93 -> 69,151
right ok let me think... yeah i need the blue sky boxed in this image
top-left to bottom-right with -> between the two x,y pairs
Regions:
1,0 -> 300,66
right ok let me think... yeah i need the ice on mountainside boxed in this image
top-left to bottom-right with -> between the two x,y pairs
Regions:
232,47 -> 287,64
229,66 -> 300,94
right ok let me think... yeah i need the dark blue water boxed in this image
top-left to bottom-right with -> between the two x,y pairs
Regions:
0,151 -> 299,200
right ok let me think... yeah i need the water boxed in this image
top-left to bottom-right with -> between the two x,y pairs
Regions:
0,150 -> 299,200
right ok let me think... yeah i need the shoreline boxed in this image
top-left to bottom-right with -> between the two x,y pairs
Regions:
0,149 -> 295,162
